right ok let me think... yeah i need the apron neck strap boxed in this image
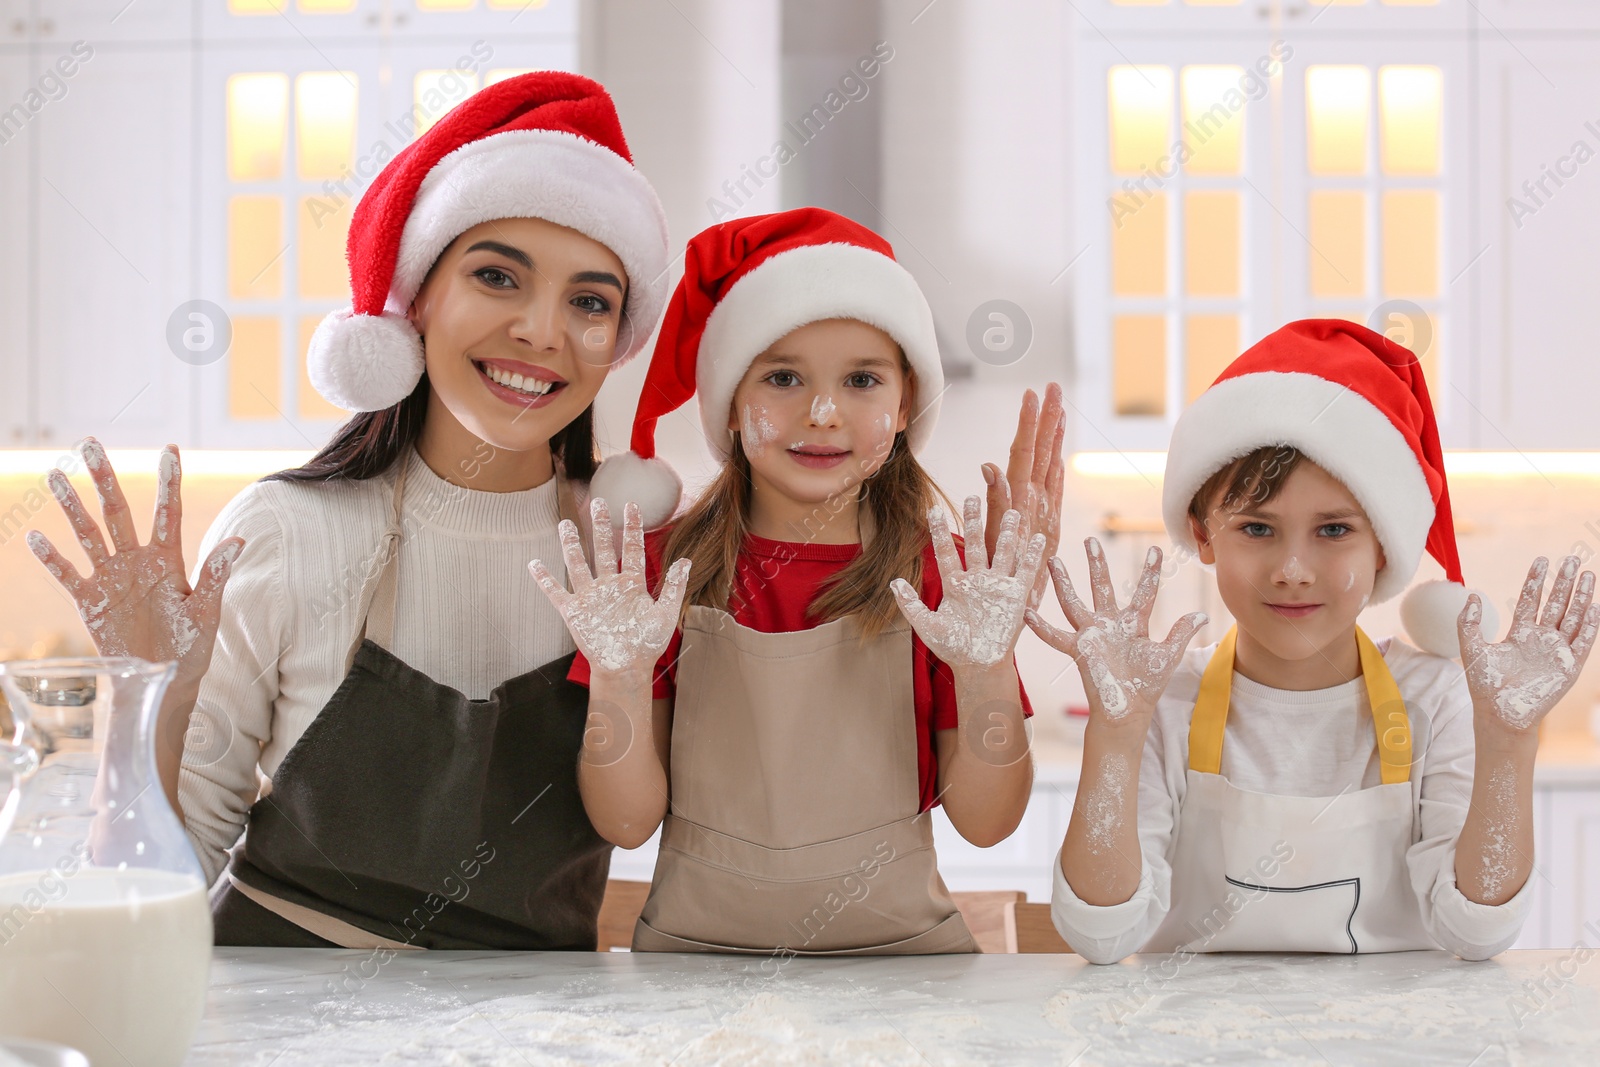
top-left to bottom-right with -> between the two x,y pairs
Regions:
344,455 -> 584,671
1187,625 -> 1412,786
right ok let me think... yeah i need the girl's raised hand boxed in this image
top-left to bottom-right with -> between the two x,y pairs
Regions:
982,383 -> 1065,610
1460,555 -> 1599,731
891,496 -> 1047,668
26,439 -> 244,696
528,498 -> 690,675
1025,538 -> 1206,725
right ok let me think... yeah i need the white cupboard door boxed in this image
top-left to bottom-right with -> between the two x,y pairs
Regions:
1545,787 -> 1600,948
1472,39 -> 1600,452
0,46 -> 32,444
35,0 -> 193,45
33,46 -> 195,448
1474,0 -> 1600,30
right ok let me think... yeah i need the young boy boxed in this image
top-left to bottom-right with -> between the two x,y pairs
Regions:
1029,319 -> 1596,963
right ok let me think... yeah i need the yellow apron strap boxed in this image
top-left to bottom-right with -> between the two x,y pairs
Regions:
1187,627 -> 1238,775
1187,626 -> 1412,785
1356,627 -> 1413,785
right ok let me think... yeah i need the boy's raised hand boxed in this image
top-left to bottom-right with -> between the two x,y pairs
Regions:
1459,554 -> 1599,731
529,498 -> 690,675
891,496 -> 1047,668
1026,538 -> 1207,726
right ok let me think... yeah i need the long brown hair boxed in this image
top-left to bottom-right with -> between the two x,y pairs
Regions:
660,369 -> 952,638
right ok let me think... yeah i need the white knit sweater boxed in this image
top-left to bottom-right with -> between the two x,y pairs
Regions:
180,447 -> 574,887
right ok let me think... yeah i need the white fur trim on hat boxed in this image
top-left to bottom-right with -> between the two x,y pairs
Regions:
1400,578 -> 1500,659
589,450 -> 682,531
392,128 -> 670,364
1161,371 -> 1435,605
306,307 -> 425,413
695,243 -> 943,460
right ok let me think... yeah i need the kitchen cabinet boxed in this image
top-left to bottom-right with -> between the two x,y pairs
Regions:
1469,39 -> 1600,451
0,44 -> 31,445
1542,785 -> 1600,948
32,45 -> 196,449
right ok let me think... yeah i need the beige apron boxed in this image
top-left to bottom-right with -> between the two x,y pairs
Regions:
632,605 -> 978,954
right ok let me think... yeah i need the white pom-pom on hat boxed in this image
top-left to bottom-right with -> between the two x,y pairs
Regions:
1400,578 -> 1499,659
589,450 -> 682,531
306,307 -> 426,413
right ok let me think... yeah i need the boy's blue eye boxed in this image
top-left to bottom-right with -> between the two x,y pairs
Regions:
1320,523 -> 1352,538
1242,522 -> 1271,538
474,267 -> 515,289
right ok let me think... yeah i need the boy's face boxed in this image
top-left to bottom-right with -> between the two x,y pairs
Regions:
1190,459 -> 1387,665
726,318 -> 911,507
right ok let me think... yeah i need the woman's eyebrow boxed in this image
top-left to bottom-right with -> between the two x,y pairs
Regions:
571,269 -> 625,292
464,240 -> 532,268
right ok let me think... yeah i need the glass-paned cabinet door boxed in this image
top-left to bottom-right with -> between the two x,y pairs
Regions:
1277,39 -> 1470,444
1070,0 -> 1466,33
0,46 -> 30,445
1073,38 -> 1281,451
194,34 -> 579,448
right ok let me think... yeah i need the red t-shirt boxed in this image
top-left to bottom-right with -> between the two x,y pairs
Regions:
568,528 -> 1034,813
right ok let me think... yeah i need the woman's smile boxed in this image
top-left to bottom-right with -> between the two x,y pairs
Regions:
471,358 -> 569,408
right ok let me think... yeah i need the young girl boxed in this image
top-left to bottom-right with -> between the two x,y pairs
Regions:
530,208 -> 1065,954
1033,319 -> 1596,962
27,73 -> 672,949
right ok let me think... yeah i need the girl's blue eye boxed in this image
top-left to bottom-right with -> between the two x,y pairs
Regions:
1242,522 -> 1271,538
573,294 -> 612,314
474,267 -> 515,289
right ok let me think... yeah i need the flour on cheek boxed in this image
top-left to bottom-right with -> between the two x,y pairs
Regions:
739,404 -> 779,459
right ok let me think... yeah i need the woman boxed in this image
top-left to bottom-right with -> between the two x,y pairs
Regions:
28,73 -> 671,948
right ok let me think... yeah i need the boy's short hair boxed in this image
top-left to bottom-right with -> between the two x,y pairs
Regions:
1186,445 -> 1303,537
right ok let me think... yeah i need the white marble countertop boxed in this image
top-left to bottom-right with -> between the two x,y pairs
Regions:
184,948 -> 1597,1065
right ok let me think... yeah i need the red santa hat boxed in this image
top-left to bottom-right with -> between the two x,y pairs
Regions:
307,72 -> 669,413
591,207 -> 944,529
1161,318 -> 1491,659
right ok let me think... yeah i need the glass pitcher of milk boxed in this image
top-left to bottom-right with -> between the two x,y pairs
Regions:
0,658 -> 210,1067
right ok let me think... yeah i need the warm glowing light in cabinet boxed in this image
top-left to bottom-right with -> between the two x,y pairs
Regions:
294,72 -> 358,181
1185,316 -> 1239,403
1379,66 -> 1442,175
226,73 -> 288,181
298,0 -> 356,11
1109,66 -> 1173,175
1113,316 -> 1167,417
1309,190 -> 1366,297
1306,66 -> 1370,175
1382,190 -> 1439,297
414,70 -> 481,136
228,197 -> 283,300
1113,194 -> 1167,297
229,317 -> 281,421
298,198 -> 350,300
1184,190 -> 1240,297
1181,66 -> 1245,175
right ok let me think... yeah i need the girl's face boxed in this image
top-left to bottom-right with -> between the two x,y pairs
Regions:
726,318 -> 911,508
1190,459 -> 1387,665
407,216 -> 626,455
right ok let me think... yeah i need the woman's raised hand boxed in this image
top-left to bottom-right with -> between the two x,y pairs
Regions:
891,496 -> 1047,669
27,438 -> 243,696
528,498 -> 690,675
1026,538 -> 1206,726
982,383 -> 1065,610
1460,555 -> 1599,731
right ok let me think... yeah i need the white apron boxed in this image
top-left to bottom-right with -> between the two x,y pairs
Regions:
1148,627 -> 1432,954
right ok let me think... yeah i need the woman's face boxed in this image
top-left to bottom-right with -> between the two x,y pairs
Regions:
725,318 -> 911,508
407,216 -> 627,455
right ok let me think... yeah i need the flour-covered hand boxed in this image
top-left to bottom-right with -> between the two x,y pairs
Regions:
1025,538 -> 1206,725
27,439 -> 242,695
529,498 -> 690,675
1460,555 -> 1599,731
891,496 -> 1046,668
